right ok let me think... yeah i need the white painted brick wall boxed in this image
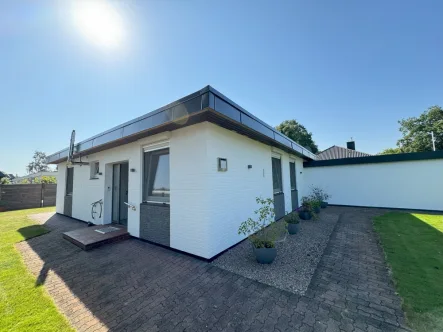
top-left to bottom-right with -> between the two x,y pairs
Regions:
303,159 -> 443,211
54,122 -> 305,258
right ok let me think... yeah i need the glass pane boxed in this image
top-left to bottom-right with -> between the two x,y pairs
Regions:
144,149 -> 170,202
289,162 -> 296,189
150,154 -> 170,198
271,158 -> 282,194
66,167 -> 74,195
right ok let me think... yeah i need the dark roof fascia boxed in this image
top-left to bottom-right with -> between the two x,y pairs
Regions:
304,150 -> 443,168
47,86 -> 317,164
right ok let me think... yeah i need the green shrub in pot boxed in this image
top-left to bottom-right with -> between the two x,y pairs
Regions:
285,212 -> 300,234
298,197 -> 313,220
238,197 -> 285,264
311,187 -> 331,208
311,197 -> 321,214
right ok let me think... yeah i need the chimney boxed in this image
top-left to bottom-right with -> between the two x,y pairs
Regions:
347,141 -> 355,150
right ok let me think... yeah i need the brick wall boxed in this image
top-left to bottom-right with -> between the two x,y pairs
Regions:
140,203 -> 170,246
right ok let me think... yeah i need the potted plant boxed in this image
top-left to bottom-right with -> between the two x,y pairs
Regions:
311,187 -> 331,208
238,197 -> 283,264
311,197 -> 321,214
285,212 -> 300,234
298,197 -> 313,220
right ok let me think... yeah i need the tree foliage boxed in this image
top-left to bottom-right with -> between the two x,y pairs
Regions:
397,106 -> 443,153
26,151 -> 50,174
275,120 -> 318,153
33,176 -> 57,184
0,177 -> 11,185
378,147 -> 403,155
19,179 -> 30,184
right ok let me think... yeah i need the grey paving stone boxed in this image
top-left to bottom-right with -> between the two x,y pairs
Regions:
17,208 -> 410,332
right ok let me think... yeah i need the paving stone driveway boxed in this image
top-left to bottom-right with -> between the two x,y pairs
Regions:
16,207 -> 409,332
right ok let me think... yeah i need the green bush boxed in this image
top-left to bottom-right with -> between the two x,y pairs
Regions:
238,197 -> 285,249
310,186 -> 330,202
285,212 -> 300,224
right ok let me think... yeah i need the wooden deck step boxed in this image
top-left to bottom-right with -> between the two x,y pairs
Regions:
63,225 -> 130,251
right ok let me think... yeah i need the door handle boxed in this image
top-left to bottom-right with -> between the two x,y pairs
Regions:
124,202 -> 136,211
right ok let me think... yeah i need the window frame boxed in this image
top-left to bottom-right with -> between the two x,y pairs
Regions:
271,157 -> 283,194
90,161 -> 100,179
143,148 -> 170,204
289,161 -> 297,190
66,167 -> 74,196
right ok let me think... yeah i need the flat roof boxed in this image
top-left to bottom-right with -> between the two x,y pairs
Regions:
47,86 -> 317,164
304,150 -> 443,167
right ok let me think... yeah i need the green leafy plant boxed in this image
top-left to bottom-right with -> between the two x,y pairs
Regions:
300,196 -> 319,220
238,197 -> 285,248
0,177 -> 11,185
310,196 -> 321,209
285,212 -> 300,224
310,186 -> 330,202
300,196 -> 313,212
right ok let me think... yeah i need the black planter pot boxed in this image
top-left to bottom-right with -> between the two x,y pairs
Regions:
314,206 -> 321,214
298,211 -> 312,220
321,201 -> 328,208
254,247 -> 277,264
287,223 -> 299,234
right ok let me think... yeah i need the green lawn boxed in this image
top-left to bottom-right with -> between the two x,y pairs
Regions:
374,212 -> 443,332
0,207 -> 73,332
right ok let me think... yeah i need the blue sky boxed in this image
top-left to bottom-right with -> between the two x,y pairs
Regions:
1,0 -> 442,175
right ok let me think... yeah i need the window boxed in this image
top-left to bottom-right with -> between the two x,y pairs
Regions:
90,161 -> 100,179
218,158 -> 228,172
143,148 -> 170,203
271,157 -> 283,194
66,167 -> 74,196
289,162 -> 296,190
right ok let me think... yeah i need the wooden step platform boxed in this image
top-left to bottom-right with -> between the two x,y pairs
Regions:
63,225 -> 130,250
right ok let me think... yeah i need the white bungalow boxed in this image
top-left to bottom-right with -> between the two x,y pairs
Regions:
48,86 -> 443,259
47,86 -> 315,259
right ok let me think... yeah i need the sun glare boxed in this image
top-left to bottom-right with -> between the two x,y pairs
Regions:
72,0 -> 125,50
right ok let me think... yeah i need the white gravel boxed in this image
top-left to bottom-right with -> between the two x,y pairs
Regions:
212,208 -> 341,295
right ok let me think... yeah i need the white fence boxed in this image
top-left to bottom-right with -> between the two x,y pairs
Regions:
303,158 -> 443,211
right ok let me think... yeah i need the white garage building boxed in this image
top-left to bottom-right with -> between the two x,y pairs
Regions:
47,86 -> 316,259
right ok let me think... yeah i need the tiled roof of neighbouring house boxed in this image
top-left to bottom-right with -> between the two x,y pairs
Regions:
317,146 -> 372,160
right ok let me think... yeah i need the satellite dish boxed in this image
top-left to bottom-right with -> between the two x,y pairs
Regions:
67,130 -> 76,165
67,129 -> 89,166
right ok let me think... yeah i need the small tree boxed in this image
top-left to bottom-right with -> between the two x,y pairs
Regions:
26,151 -> 50,174
0,177 -> 11,185
238,197 -> 286,248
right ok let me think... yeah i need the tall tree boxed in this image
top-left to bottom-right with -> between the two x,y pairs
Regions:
276,120 -> 318,153
397,106 -> 443,152
26,151 -> 50,174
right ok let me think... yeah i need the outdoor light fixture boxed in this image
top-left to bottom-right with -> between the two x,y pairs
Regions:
130,168 -> 136,172
218,158 -> 227,172
248,165 -> 252,169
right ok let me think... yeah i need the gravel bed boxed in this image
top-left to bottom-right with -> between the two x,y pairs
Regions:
212,208 -> 341,295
